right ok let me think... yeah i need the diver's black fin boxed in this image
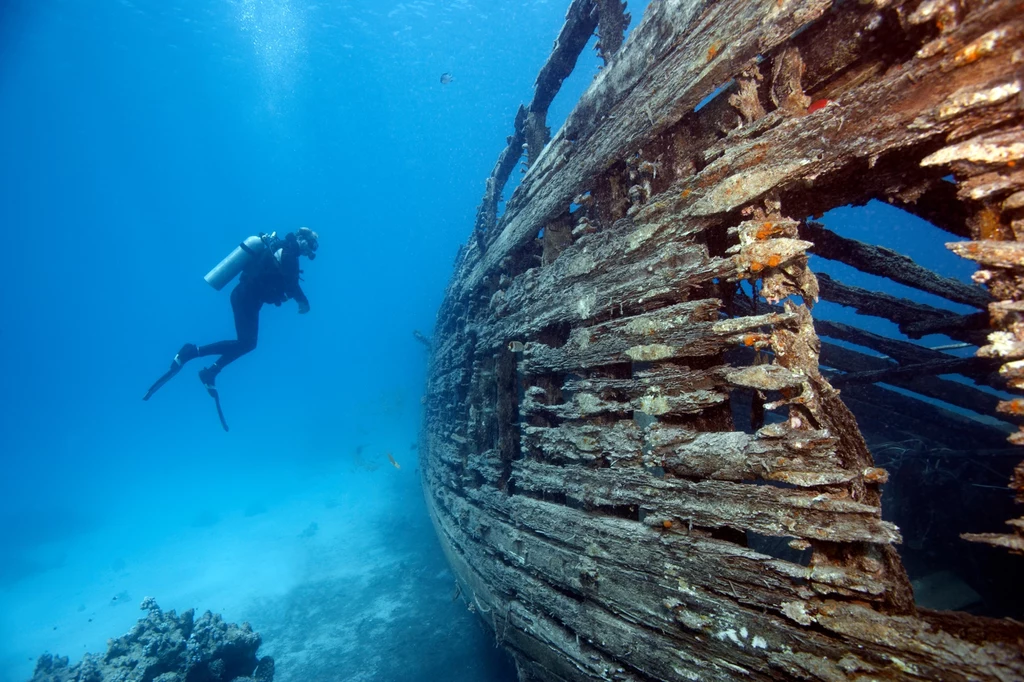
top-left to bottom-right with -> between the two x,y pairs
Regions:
210,388 -> 230,432
143,365 -> 181,401
199,367 -> 229,432
143,344 -> 198,401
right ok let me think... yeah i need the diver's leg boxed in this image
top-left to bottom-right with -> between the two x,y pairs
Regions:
199,290 -> 261,388
174,344 -> 199,365
196,285 -> 249,359
196,340 -> 234,357
142,344 -> 200,400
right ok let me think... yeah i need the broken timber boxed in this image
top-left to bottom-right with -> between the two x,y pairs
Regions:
421,1 -> 1024,680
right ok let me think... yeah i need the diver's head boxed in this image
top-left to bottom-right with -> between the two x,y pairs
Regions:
296,227 -> 319,260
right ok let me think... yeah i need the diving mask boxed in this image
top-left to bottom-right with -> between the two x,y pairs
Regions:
296,227 -> 319,259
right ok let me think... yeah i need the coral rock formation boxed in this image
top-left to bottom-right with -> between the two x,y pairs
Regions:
29,598 -> 273,682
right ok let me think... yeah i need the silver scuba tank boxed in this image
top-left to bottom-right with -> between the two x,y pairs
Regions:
204,235 -> 267,290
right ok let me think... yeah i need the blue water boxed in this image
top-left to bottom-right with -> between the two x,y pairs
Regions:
0,1 -> 647,679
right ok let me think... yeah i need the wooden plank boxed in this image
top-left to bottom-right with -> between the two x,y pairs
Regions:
475,0 -> 602,247
509,458 -> 900,544
429,483 -> 851,681
476,106 -> 529,245
646,5 -> 1024,220
729,283 -> 1001,392
428,472 -> 1024,681
521,420 -> 643,467
521,385 -> 728,420
462,0 -> 1015,286
481,215 -> 732,350
829,356 -> 990,387
839,383 -> 1013,451
819,341 -> 1003,419
647,425 -> 859,487
522,366 -> 730,421
430,493 -> 726,681
595,0 -> 628,61
902,310 -> 990,340
464,0 -> 837,294
522,417 -> 863,488
445,483 -> 896,609
815,319 -> 981,368
817,273 -> 987,344
800,220 -> 990,308
520,304 -> 793,374
531,0 -> 599,118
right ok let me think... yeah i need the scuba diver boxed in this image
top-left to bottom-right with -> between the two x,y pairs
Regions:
143,227 -> 319,430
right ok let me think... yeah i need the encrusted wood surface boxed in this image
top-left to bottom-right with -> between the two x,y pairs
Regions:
423,0 -> 1024,680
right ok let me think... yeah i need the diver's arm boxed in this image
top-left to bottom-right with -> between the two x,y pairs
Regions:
293,285 -> 310,314
285,266 -> 310,313
279,248 -> 310,313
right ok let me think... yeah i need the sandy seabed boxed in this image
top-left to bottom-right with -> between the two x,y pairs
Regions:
0,461 -> 516,682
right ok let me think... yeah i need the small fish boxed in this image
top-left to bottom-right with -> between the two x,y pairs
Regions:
440,72 -> 453,85
387,453 -> 401,469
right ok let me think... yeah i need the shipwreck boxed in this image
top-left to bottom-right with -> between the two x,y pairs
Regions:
419,0 -> 1024,679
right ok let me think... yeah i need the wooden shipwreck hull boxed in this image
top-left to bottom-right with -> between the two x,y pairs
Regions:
420,0 -> 1024,680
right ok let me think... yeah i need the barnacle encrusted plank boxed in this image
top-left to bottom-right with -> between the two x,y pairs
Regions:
422,0 -> 1024,680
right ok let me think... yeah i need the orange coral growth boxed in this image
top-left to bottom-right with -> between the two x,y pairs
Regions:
767,254 -> 782,267
750,261 -> 764,273
743,334 -> 758,346
863,467 -> 889,484
955,44 -> 982,65
707,41 -> 722,62
662,520 -> 673,529
681,188 -> 692,198
755,222 -> 776,239
998,399 -> 1024,416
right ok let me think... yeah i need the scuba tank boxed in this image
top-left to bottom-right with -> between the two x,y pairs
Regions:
204,234 -> 274,290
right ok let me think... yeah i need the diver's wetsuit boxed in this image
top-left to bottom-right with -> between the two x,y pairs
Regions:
196,234 -> 309,376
